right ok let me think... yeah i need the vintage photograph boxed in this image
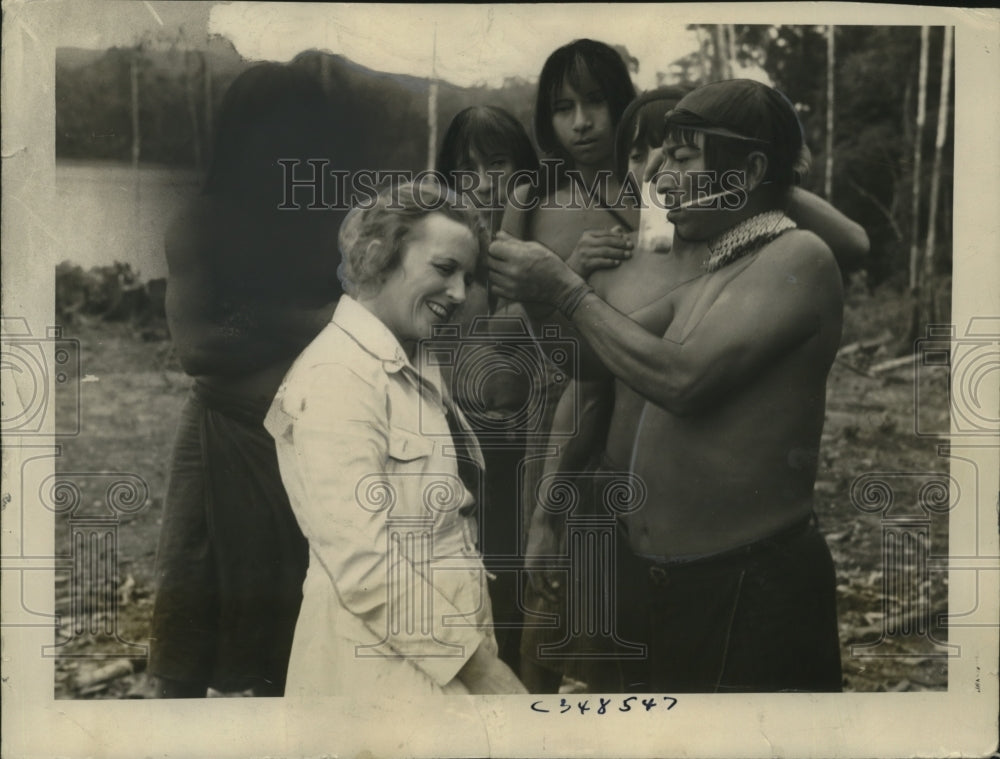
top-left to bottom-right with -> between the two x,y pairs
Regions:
2,2 -> 998,758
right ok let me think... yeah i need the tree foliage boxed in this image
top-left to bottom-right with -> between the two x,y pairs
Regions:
57,28 -> 953,288
678,25 -> 954,287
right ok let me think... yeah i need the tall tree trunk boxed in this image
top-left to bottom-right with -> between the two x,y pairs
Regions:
130,51 -> 141,169
130,48 -> 142,254
426,28 -> 438,171
710,25 -> 727,80
427,79 -> 438,171
694,25 -> 711,83
726,24 -> 737,77
910,27 -> 930,293
905,26 -> 931,352
825,25 -> 835,201
203,52 -> 213,163
922,26 -> 953,326
184,51 -> 203,171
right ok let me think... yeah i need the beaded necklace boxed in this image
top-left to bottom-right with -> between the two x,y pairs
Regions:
704,210 -> 797,273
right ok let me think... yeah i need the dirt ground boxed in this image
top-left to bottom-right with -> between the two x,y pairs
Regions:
52,277 -> 952,698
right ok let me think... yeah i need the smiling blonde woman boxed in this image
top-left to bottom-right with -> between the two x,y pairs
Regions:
265,182 -> 526,698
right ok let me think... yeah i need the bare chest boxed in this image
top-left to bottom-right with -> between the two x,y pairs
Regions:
526,204 -> 633,260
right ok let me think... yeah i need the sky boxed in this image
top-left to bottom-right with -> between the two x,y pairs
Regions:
207,3 -> 703,89
54,1 -> 708,90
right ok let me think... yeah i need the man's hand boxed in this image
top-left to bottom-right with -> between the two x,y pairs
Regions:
487,232 -> 583,305
456,640 -> 527,694
567,228 -> 633,278
523,512 -> 564,605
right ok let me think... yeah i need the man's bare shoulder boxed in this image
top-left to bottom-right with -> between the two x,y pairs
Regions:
757,228 -> 841,288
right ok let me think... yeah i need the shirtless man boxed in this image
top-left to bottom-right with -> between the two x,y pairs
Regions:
488,79 -> 845,693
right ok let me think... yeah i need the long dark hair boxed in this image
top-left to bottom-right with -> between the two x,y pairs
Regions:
436,106 -> 539,184
614,85 -> 695,179
533,39 -> 636,160
203,62 -> 337,203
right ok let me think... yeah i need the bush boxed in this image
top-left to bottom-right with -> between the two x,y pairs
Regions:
56,261 -> 166,332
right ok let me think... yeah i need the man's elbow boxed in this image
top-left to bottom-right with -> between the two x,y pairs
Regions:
648,369 -> 706,417
838,223 -> 870,268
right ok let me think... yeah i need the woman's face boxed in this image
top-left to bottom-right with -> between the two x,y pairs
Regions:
551,74 -> 614,169
369,213 -> 478,350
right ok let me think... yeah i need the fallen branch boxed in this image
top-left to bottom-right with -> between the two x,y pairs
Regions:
119,574 -> 136,606
870,355 -> 916,374
838,332 -> 893,357
71,659 -> 139,691
835,358 -> 876,379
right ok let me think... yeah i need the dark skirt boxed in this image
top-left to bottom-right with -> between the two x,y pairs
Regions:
616,515 -> 843,693
148,381 -> 308,694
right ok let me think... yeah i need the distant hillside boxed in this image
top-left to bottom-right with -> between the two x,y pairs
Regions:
56,44 -> 537,173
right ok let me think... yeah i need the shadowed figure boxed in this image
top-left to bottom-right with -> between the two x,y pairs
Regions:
149,62 -> 346,697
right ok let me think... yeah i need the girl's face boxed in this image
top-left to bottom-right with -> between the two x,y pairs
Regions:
551,74 -> 614,169
457,147 -> 517,209
368,213 -> 477,352
626,123 -> 650,185
627,138 -> 666,186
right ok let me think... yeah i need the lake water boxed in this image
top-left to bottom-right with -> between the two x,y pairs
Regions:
55,161 -> 202,281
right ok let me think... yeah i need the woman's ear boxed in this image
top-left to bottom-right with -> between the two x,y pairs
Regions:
363,238 -> 389,287
365,238 -> 384,261
744,151 -> 769,192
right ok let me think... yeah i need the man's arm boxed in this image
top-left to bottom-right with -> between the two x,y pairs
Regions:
164,208 -> 334,377
488,231 -> 843,416
787,187 -> 869,270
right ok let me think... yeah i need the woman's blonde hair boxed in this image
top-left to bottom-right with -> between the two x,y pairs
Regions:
337,180 -> 488,296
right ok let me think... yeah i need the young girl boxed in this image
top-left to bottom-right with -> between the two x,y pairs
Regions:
495,39 -> 638,694
437,105 -> 539,237
503,38 -> 637,272
434,106 -> 540,674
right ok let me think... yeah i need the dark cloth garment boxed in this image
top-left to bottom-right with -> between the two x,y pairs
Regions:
478,443 -> 527,673
615,514 -> 843,694
518,453 -> 629,692
149,381 -> 308,694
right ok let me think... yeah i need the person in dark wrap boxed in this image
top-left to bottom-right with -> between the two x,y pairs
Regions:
148,63 -> 344,697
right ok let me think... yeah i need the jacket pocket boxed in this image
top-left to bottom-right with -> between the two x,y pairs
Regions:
387,427 -> 434,462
